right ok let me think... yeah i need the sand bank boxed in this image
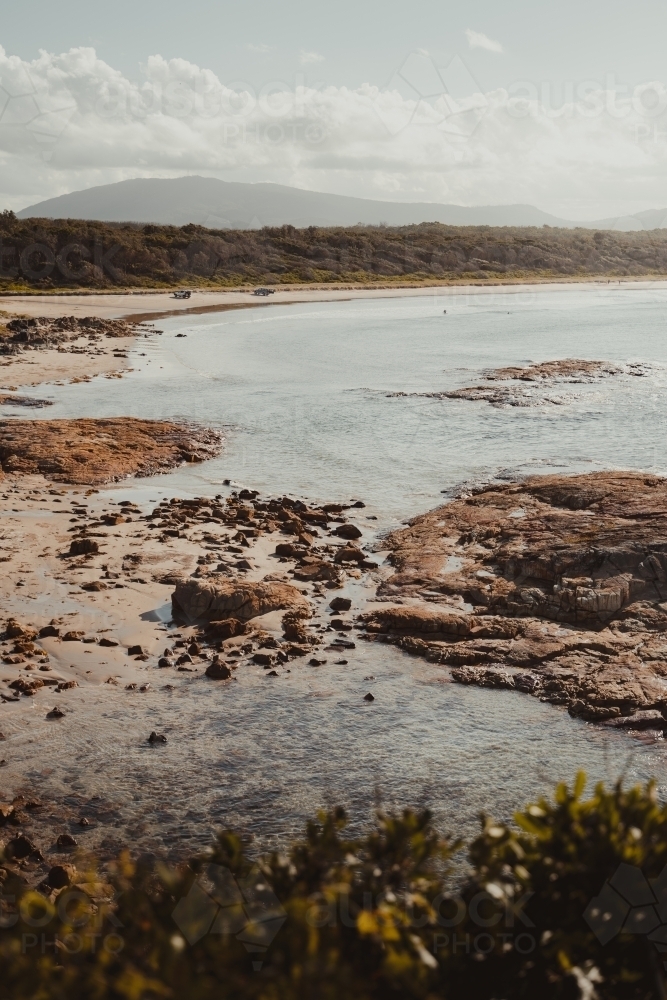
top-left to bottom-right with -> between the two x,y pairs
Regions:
2,276 -> 667,326
0,315 -> 149,388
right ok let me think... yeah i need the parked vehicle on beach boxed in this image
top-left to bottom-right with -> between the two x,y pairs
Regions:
172,290 -> 191,299
252,287 -> 275,296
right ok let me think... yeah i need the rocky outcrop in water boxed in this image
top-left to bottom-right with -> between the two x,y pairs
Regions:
385,359 -> 652,409
0,418 -> 222,484
482,359 -> 627,381
0,395 -> 53,408
363,472 -> 667,724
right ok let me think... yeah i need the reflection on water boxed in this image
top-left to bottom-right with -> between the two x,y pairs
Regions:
2,640 -> 655,858
5,284 -> 667,853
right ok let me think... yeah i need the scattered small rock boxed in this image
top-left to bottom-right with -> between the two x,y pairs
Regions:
47,706 -> 65,719
334,523 -> 363,540
47,863 -> 77,888
6,834 -> 38,860
330,597 -> 352,612
364,692 -> 375,702
69,538 -> 99,556
56,680 -> 78,692
148,731 -> 167,743
38,625 -> 60,638
56,833 -> 78,849
205,657 -> 232,679
331,618 -> 353,630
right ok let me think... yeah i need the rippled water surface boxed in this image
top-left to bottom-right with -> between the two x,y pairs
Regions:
6,283 -> 667,855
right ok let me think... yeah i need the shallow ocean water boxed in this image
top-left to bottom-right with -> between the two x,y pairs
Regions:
5,282 -> 667,856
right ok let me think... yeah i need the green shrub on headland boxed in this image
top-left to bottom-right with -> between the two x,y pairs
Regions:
1,210 -> 667,290
1,774 -> 667,999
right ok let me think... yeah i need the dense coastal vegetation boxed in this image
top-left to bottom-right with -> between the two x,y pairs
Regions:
2,210 -> 667,290
1,776 -> 666,999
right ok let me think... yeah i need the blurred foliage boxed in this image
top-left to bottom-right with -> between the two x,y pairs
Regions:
1,775 -> 667,998
1,214 -> 667,290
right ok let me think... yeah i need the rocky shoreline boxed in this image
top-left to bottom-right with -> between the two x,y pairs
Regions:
0,471 -> 379,712
0,467 -> 380,867
1,325 -> 667,872
361,472 -> 667,727
0,314 -> 152,387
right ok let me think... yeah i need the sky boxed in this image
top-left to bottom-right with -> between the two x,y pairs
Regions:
1,0 -> 667,219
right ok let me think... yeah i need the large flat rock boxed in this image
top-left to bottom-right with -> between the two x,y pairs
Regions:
0,418 -> 222,484
172,578 -> 310,622
363,473 -> 667,723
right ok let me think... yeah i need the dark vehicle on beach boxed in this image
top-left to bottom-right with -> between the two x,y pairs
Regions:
172,290 -> 191,299
252,287 -> 275,296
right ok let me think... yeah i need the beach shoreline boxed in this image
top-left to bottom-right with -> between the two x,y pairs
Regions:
5,277 -> 657,386
1,275 -> 667,326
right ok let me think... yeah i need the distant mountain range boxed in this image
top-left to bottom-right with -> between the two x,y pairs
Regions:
16,176 -> 667,232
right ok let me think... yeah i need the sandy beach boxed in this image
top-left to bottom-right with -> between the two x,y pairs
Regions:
3,279 -> 651,388
2,276 -> 667,326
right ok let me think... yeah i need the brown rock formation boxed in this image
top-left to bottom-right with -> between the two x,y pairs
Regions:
0,418 -> 222,484
364,472 -> 667,724
0,316 -> 140,354
483,359 -> 624,381
172,578 -> 310,622
392,360 -> 652,409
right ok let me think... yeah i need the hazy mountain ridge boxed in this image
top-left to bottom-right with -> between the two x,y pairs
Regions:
16,176 -> 667,232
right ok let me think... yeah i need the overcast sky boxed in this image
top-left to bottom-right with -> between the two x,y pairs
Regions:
2,0 -> 667,218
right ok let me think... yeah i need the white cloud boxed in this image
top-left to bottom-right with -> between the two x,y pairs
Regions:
465,29 -> 503,54
1,45 -> 667,219
246,43 -> 271,53
299,50 -> 324,65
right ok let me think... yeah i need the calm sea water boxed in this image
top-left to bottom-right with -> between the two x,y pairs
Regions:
5,283 -> 667,856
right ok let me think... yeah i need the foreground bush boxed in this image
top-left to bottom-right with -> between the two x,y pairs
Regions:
1,773 -> 667,999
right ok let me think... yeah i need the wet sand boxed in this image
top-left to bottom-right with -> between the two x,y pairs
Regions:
0,336 -> 140,389
2,276 -> 667,326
